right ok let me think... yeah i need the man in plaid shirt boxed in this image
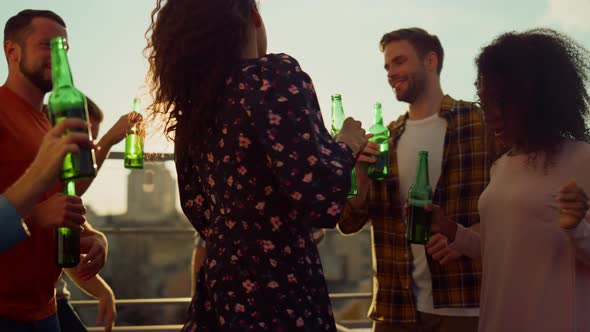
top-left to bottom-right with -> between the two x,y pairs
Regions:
338,28 -> 497,332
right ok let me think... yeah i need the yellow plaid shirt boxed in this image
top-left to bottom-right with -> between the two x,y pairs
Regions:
339,95 -> 499,324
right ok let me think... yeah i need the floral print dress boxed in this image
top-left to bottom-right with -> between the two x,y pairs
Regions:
177,54 -> 356,331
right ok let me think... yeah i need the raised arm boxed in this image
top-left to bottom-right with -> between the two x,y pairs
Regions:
251,55 -> 364,228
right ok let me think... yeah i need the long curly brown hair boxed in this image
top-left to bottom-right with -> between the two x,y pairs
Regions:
145,0 -> 257,157
476,29 -> 590,162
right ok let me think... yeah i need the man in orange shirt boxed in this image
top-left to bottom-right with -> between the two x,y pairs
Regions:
0,9 -> 131,330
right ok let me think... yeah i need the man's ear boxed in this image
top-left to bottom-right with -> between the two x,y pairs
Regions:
4,40 -> 21,64
424,51 -> 439,73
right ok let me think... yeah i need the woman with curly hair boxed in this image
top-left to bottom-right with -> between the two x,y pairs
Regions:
426,29 -> 590,331
145,0 -> 367,331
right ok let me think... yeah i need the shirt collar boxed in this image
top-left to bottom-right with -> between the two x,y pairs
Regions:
388,94 -> 457,140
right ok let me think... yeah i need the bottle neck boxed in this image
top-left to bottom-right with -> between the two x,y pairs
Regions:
373,105 -> 383,125
331,99 -> 344,134
63,180 -> 77,196
413,153 -> 430,187
369,104 -> 389,137
50,43 -> 74,89
132,98 -> 141,113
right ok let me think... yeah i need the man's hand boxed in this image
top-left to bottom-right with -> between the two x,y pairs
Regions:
426,233 -> 462,265
27,193 -> 86,231
77,111 -> 144,196
77,233 -> 108,280
355,135 -> 379,186
30,118 -> 94,188
100,112 -> 143,149
97,286 -> 116,332
424,204 -> 458,242
356,137 -> 380,164
346,134 -> 379,211
64,268 -> 116,332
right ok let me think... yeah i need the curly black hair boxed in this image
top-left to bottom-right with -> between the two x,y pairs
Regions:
476,28 -> 590,162
145,0 -> 257,158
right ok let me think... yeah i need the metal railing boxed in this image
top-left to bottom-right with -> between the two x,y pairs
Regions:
74,293 -> 373,331
70,293 -> 372,307
108,151 -> 174,161
85,324 -> 368,332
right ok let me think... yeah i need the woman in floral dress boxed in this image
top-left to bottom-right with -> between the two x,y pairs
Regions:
145,0 -> 368,330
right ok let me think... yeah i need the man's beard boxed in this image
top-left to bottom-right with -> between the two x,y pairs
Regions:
20,58 -> 52,93
395,69 -> 427,104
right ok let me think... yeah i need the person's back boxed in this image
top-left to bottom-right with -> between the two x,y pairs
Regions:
177,53 -> 357,330
145,1 -> 367,330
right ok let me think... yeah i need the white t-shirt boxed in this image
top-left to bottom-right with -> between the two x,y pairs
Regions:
397,112 -> 479,316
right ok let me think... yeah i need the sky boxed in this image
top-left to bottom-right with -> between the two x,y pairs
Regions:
1,0 -> 589,215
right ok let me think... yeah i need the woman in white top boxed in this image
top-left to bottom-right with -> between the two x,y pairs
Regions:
426,29 -> 590,332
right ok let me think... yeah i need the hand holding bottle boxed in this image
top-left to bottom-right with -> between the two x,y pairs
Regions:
100,112 -> 143,148
124,98 -> 145,169
557,180 -> 589,230
5,118 -> 92,227
334,117 -> 368,157
27,193 -> 86,232
351,135 -> 378,193
32,118 -> 94,191
356,138 -> 380,164
330,95 -> 361,198
419,203 -> 457,241
48,36 -> 96,181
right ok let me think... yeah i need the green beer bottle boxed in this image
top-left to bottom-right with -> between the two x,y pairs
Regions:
56,181 -> 80,267
48,36 -> 97,181
330,94 -> 358,198
407,151 -> 433,244
367,102 -> 390,180
124,98 -> 144,169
